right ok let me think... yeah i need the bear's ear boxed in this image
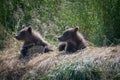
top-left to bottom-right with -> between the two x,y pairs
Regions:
66,27 -> 69,30
74,27 -> 79,32
28,27 -> 32,33
22,25 -> 25,29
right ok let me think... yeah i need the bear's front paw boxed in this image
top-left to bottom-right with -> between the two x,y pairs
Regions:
21,48 -> 28,56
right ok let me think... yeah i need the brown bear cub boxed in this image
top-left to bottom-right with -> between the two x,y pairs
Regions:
58,27 -> 87,53
15,26 -> 53,56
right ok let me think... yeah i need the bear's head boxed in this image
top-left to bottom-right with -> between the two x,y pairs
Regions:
58,27 -> 78,41
15,27 -> 32,41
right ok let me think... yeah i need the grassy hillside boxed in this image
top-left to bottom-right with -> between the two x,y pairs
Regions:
0,0 -> 120,80
0,43 -> 119,80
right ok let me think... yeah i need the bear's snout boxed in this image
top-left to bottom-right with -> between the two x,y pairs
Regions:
58,37 -> 61,41
58,36 -> 64,41
58,37 -> 60,40
15,35 -> 20,40
15,35 -> 18,39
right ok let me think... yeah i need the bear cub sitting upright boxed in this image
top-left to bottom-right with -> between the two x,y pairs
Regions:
15,26 -> 53,56
58,27 -> 87,53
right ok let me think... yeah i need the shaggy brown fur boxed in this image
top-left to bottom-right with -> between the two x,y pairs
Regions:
58,27 -> 87,53
15,26 -> 52,56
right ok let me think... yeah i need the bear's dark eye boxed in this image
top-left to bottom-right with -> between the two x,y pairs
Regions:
63,32 -> 70,37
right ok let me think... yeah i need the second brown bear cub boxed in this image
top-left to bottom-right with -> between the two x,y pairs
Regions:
58,27 -> 87,52
15,26 -> 52,56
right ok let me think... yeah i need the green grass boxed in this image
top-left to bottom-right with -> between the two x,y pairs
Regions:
46,60 -> 102,80
42,54 -> 120,80
0,0 -> 120,48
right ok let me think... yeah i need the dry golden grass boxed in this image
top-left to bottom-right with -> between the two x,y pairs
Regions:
0,44 -> 119,80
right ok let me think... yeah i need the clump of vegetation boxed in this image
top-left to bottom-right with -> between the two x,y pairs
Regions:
46,59 -> 120,80
41,46 -> 120,80
46,60 -> 102,80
